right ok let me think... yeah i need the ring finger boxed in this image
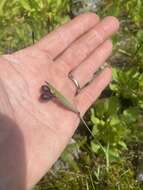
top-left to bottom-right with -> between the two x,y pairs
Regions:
68,39 -> 113,93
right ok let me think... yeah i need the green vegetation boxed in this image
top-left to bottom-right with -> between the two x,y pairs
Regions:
0,0 -> 143,189
0,0 -> 70,53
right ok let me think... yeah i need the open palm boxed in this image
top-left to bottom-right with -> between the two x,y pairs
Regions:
0,13 -> 119,189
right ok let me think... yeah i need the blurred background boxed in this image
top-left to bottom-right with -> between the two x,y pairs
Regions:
0,0 -> 143,189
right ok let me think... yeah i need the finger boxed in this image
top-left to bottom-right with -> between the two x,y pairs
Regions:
75,67 -> 112,114
34,13 -> 100,59
69,39 -> 112,90
56,16 -> 119,72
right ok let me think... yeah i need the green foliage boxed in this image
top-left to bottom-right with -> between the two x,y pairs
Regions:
110,67 -> 143,109
35,136 -> 143,190
91,97 -> 129,159
0,0 -> 70,53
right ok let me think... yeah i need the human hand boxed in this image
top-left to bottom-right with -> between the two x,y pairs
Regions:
0,13 -> 119,189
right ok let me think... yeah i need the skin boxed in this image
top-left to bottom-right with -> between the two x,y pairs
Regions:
0,13 -> 119,190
